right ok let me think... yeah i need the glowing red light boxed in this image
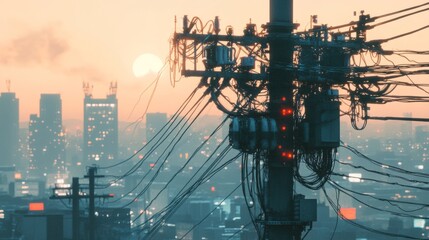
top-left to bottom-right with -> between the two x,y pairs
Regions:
281,97 -> 287,102
281,152 -> 294,159
281,108 -> 293,116
281,125 -> 287,131
149,163 -> 155,168
278,145 -> 283,149
211,186 -> 216,192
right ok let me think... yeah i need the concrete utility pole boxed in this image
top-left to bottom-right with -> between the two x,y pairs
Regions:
50,177 -> 81,240
51,167 -> 113,240
72,177 -> 80,240
266,0 -> 297,239
173,0 -> 320,239
88,167 -> 96,240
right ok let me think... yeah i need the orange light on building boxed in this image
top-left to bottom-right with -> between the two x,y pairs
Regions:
29,202 -> 44,211
339,208 -> 356,220
14,172 -> 22,180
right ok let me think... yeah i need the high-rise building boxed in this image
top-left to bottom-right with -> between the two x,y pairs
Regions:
146,112 -> 168,141
28,94 -> 66,177
0,92 -> 19,167
83,84 -> 118,163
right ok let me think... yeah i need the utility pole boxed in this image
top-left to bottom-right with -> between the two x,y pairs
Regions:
266,0 -> 297,239
51,167 -> 113,240
50,177 -> 81,240
172,0 -> 311,238
84,166 -> 106,240
88,167 -> 96,240
72,177 -> 80,240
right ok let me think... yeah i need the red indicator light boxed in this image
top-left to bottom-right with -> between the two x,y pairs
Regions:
278,145 -> 283,149
149,163 -> 155,168
281,152 -> 294,159
281,97 -> 286,102
281,108 -> 293,116
281,125 -> 287,131
211,186 -> 216,192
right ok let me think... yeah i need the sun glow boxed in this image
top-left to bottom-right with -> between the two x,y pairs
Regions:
132,53 -> 163,78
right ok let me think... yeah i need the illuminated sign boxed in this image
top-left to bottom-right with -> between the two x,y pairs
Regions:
29,202 -> 44,211
339,208 -> 356,220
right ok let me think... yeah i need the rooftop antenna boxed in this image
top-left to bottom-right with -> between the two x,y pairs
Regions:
109,82 -> 117,96
83,81 -> 93,97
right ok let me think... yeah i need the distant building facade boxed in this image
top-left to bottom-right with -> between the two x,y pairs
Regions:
0,92 -> 19,167
83,90 -> 118,163
28,94 -> 66,177
146,112 -> 167,141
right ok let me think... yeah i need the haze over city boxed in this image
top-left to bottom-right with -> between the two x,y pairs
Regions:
0,0 -> 427,122
0,1 -> 429,240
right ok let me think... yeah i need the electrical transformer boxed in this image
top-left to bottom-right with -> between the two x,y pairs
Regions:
240,56 -> 255,70
320,47 -> 350,82
298,46 -> 320,82
229,116 -> 277,153
302,90 -> 340,149
203,45 -> 234,69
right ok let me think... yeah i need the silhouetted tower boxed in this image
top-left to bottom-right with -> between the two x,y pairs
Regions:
0,92 -> 19,167
28,94 -> 66,177
83,83 -> 118,163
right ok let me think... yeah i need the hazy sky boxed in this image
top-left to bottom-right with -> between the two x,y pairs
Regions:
0,1 -> 427,123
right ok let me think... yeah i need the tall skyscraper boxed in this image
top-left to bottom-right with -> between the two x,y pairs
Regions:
146,112 -> 168,141
0,92 -> 19,167
83,83 -> 118,163
28,94 -> 66,177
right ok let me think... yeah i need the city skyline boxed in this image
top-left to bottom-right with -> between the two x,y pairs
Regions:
0,1 -> 428,239
0,1 -> 427,122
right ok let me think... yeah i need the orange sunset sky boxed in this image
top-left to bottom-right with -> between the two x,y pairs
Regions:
0,1 -> 428,123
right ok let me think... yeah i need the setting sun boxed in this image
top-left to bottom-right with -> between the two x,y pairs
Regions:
132,53 -> 163,78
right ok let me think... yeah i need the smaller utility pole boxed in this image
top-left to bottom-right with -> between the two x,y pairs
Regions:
84,166 -> 110,240
50,177 -> 81,240
51,167 -> 113,240
72,177 -> 80,240
88,167 -> 96,240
